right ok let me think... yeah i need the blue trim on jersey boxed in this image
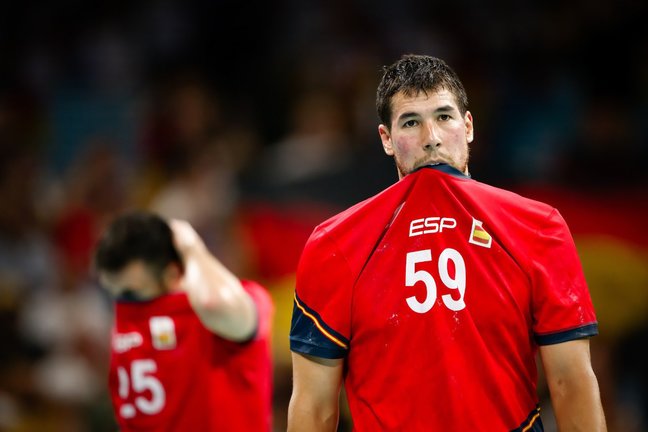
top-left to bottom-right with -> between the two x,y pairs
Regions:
416,162 -> 471,179
535,323 -> 599,346
115,290 -> 160,303
289,294 -> 349,359
511,405 -> 543,432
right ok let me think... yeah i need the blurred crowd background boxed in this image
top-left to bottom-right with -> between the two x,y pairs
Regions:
1,0 -> 647,431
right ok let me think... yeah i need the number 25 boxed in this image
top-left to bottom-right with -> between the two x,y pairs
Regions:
117,359 -> 166,418
405,248 -> 466,313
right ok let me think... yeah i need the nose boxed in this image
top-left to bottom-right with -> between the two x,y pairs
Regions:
423,120 -> 441,150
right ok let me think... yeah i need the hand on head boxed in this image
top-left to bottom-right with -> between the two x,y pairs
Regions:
169,219 -> 206,257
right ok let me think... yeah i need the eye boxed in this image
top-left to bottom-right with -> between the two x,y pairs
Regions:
403,119 -> 419,128
438,114 -> 451,121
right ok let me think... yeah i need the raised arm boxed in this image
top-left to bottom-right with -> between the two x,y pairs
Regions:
539,339 -> 606,431
169,219 -> 257,341
288,353 -> 344,432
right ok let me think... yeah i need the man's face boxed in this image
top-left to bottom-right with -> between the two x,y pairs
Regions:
378,88 -> 474,179
100,260 -> 169,301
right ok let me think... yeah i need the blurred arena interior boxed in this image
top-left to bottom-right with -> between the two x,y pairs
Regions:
0,0 -> 647,430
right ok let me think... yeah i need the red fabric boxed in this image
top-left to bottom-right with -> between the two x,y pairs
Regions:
108,281 -> 273,431
293,166 -> 596,431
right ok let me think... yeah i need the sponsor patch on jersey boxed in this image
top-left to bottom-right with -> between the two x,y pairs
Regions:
150,316 -> 177,350
469,218 -> 492,248
113,332 -> 143,353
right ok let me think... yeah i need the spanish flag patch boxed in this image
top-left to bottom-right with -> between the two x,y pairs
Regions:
150,316 -> 177,350
469,218 -> 492,248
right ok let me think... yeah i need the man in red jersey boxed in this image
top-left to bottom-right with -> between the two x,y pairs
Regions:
288,55 -> 606,431
94,211 -> 272,431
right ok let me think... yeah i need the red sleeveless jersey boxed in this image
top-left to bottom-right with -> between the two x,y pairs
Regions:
290,164 -> 597,431
109,280 -> 273,431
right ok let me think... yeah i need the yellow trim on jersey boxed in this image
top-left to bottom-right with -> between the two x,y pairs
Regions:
521,409 -> 541,432
294,293 -> 348,349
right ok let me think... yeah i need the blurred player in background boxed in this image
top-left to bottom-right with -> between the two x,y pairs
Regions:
94,211 -> 272,431
288,55 -> 606,431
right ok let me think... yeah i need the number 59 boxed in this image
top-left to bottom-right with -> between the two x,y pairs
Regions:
405,248 -> 466,313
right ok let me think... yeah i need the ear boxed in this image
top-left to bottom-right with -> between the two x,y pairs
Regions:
464,111 -> 474,143
161,262 -> 183,292
378,124 -> 394,156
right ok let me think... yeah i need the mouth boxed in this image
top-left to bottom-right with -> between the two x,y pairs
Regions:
414,157 -> 448,171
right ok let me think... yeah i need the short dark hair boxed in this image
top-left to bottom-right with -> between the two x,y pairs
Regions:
376,54 -> 469,128
94,211 -> 182,275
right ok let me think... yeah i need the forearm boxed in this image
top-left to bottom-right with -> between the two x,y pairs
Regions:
289,353 -> 344,432
182,245 -> 257,340
549,368 -> 607,432
169,219 -> 256,340
288,393 -> 339,432
182,242 -> 241,306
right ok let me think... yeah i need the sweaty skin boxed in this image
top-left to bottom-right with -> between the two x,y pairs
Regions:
378,89 -> 473,179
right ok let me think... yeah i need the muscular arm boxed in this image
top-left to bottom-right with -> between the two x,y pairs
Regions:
169,220 -> 257,341
288,353 -> 344,432
539,339 -> 606,431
